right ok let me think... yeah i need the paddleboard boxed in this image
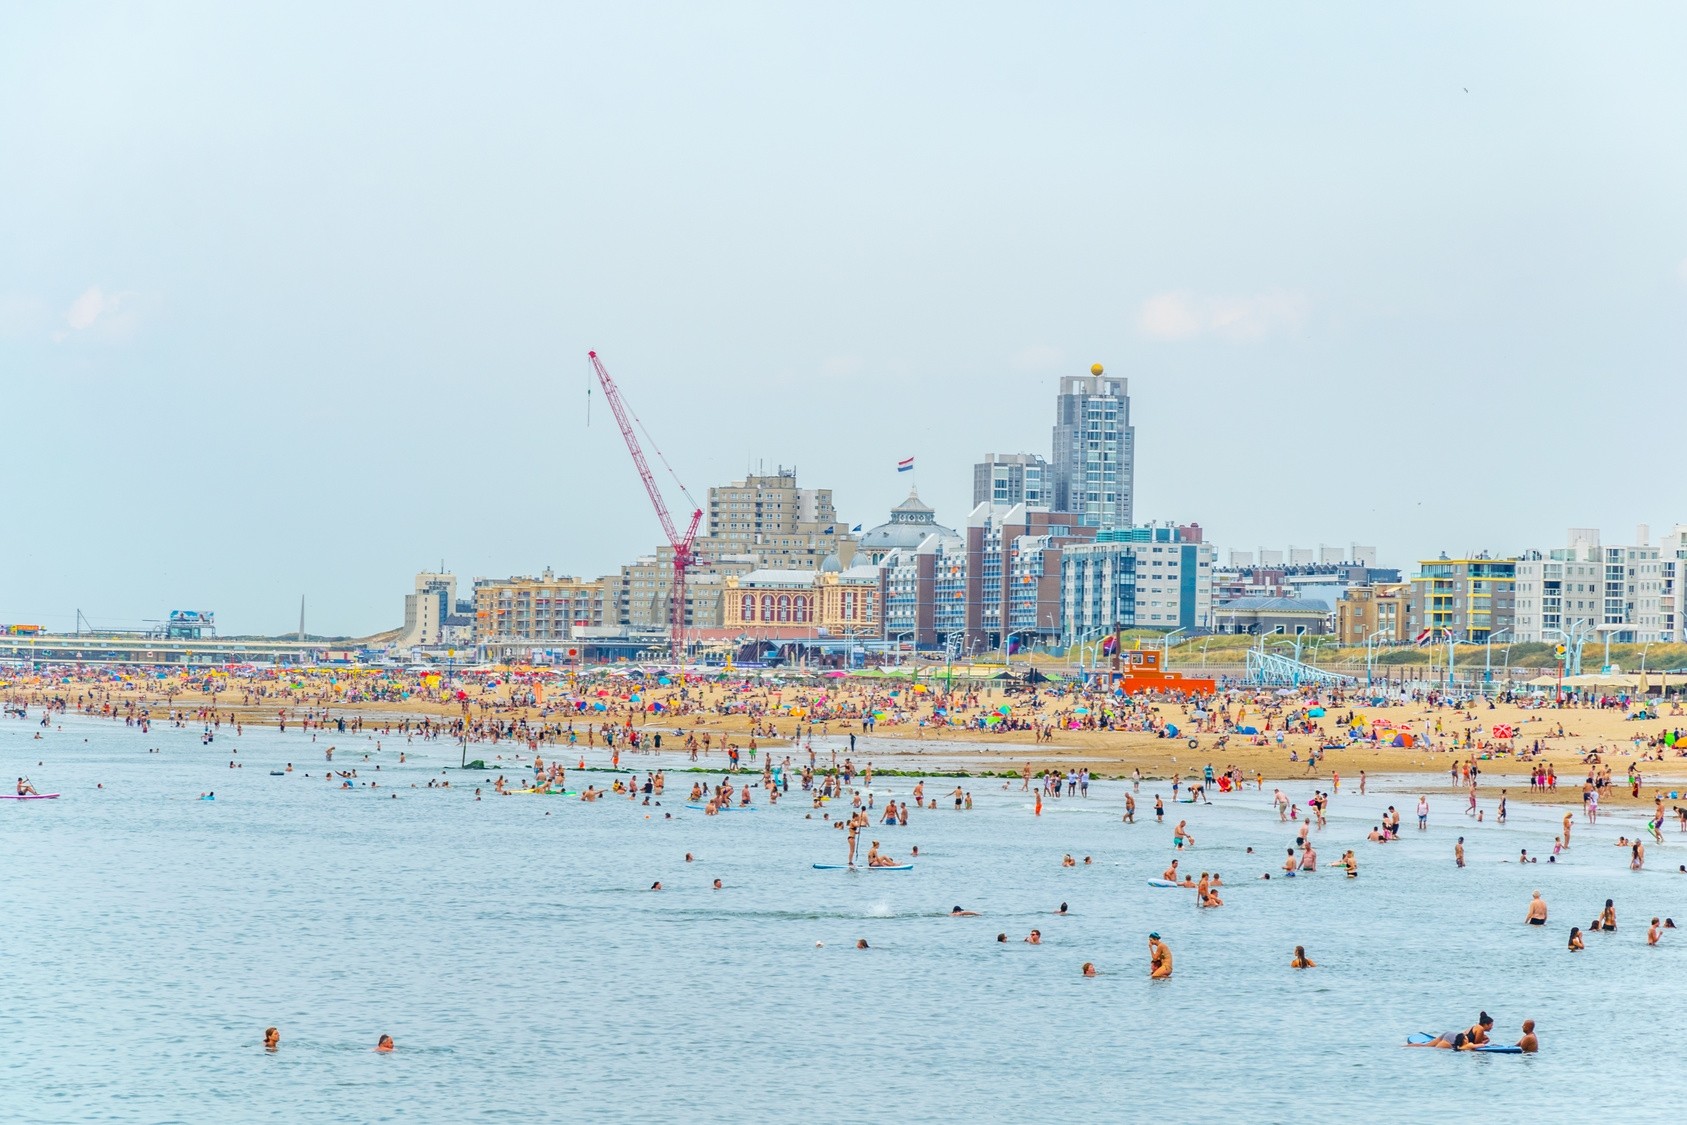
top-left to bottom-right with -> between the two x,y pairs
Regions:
812,863 -> 913,871
1,793 -> 59,800
1407,1032 -> 1522,1053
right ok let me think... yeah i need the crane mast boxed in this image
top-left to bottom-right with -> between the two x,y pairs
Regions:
588,351 -> 702,667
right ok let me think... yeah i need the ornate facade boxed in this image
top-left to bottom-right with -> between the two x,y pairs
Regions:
723,565 -> 881,636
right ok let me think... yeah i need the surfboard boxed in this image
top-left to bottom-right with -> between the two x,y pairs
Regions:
0,793 -> 59,800
812,863 -> 913,871
1147,879 -> 1179,888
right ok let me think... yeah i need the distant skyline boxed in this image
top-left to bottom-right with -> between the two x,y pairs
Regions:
4,4 -> 1685,636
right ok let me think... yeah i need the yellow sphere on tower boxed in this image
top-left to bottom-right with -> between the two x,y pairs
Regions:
1090,363 -> 1104,376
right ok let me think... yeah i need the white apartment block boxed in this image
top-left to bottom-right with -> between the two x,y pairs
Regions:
1514,527 -> 1671,642
1061,525 -> 1214,639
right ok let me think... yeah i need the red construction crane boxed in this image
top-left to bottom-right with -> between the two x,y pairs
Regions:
588,350 -> 703,667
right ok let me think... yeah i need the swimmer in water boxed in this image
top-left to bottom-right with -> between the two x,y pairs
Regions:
1082,962 -> 1097,977
951,905 -> 980,916
1291,945 -> 1315,969
1148,932 -> 1172,979
375,1035 -> 394,1052
1525,891 -> 1547,925
1516,1020 -> 1538,1052
1406,1031 -> 1471,1050
1568,927 -> 1585,951
263,1027 -> 279,1051
1025,929 -> 1041,944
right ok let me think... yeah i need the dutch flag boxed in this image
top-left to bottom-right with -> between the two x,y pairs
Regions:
897,457 -> 914,473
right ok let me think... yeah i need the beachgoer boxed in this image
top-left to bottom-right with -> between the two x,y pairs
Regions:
264,1027 -> 279,1051
1148,932 -> 1172,979
1525,892 -> 1547,925
1517,1020 -> 1538,1053
1291,945 -> 1315,969
376,1035 -> 394,1052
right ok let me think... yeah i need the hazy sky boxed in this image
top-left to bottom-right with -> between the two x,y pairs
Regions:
4,3 -> 1685,636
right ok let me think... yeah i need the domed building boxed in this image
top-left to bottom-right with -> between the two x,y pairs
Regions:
858,489 -> 956,563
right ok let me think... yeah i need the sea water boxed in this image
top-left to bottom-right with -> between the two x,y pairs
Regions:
1,713 -> 1679,1123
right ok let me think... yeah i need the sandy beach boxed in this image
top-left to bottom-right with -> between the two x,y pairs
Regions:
9,665 -> 1687,808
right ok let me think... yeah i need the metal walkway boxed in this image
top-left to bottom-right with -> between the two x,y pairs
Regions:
1244,648 -> 1354,687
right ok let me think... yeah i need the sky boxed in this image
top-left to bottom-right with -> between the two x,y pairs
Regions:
3,3 -> 1685,637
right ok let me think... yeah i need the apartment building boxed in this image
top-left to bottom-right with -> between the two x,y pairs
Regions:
1406,555 -> 1516,642
1061,524 -> 1214,640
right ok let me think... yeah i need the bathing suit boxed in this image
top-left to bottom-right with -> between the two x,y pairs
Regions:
1527,917 -> 1546,925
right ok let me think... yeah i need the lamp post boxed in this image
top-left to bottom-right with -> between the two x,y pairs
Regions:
1161,628 -> 1187,669
1484,628 -> 1510,696
1364,629 -> 1386,687
1004,629 -> 1034,673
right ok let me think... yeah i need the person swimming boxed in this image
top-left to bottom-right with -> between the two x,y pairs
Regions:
375,1034 -> 394,1052
1516,1019 -> 1538,1053
1291,945 -> 1315,969
1148,932 -> 1172,979
263,1027 -> 279,1051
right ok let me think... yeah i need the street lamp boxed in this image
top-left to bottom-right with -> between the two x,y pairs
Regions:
1004,628 -> 1035,672
1076,627 -> 1110,675
1364,629 -> 1386,687
1160,628 -> 1187,669
1484,628 -> 1511,696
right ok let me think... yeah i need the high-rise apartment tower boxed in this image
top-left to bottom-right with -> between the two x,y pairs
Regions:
1051,363 -> 1134,528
